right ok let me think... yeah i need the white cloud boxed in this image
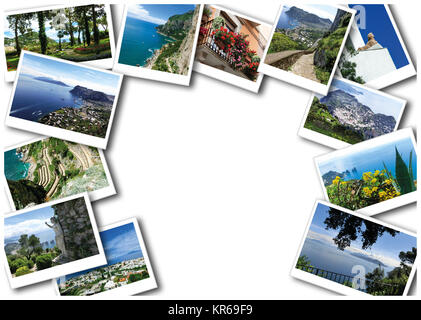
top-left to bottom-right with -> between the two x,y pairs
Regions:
127,5 -> 166,25
5,218 -> 50,239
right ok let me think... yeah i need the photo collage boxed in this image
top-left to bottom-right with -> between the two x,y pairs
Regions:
2,4 -> 417,297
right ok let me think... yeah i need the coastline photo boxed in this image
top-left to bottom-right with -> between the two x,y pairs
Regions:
292,201 -> 416,296
4,4 -> 115,82
56,218 -> 157,296
299,77 -> 406,149
6,51 -> 123,149
338,5 -> 416,89
315,129 -> 417,216
259,5 -> 355,95
4,137 -> 115,210
113,4 -> 202,85
4,194 -> 106,289
193,5 -> 272,93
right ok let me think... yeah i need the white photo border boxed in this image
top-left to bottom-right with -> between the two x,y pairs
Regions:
53,217 -> 158,297
291,200 -> 417,296
3,136 -> 116,211
3,3 -> 116,83
112,4 -> 203,86
3,192 -> 107,289
258,4 -> 356,96
193,4 -> 272,93
5,51 -> 123,150
314,128 -> 417,216
298,76 -> 407,150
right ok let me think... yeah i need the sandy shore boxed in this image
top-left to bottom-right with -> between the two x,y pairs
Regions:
144,49 -> 161,69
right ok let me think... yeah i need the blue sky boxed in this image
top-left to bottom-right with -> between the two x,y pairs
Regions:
315,78 -> 404,119
21,53 -> 120,95
4,205 -> 54,241
101,223 -> 143,262
306,203 -> 416,268
350,4 -> 409,69
127,4 -> 195,25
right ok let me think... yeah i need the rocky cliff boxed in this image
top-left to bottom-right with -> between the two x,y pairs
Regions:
320,90 -> 396,139
52,197 -> 99,261
286,6 -> 332,30
156,9 -> 195,40
7,179 -> 47,209
175,5 -> 200,75
70,85 -> 114,104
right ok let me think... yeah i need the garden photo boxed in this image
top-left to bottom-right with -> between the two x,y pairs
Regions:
4,137 -> 114,210
6,51 -> 122,149
316,129 -> 417,214
57,220 -> 156,296
4,4 -> 114,78
4,194 -> 105,288
293,202 -> 416,296
114,4 -> 201,85
300,77 -> 405,149
338,5 -> 415,88
194,5 -> 271,91
260,4 -> 354,94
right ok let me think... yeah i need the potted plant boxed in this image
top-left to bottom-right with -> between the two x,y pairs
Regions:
212,27 -> 235,52
202,6 -> 212,23
198,27 -> 209,44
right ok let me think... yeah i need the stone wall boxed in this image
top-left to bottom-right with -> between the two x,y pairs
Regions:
52,197 -> 99,261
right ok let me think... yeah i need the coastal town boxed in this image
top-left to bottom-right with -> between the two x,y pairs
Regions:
58,257 -> 149,296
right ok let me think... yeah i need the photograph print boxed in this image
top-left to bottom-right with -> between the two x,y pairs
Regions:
113,4 -> 202,86
315,128 -> 417,216
259,4 -> 355,95
292,201 -> 416,296
6,51 -> 123,149
56,218 -> 157,296
4,193 -> 106,289
299,77 -> 406,149
4,137 -> 115,210
193,5 -> 272,93
3,4 -> 115,81
337,4 -> 416,89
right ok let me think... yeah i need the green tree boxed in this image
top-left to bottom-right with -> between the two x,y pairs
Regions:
37,11 -> 48,54
91,5 -> 100,45
6,13 -> 32,54
324,207 -> 398,250
18,234 -> 42,260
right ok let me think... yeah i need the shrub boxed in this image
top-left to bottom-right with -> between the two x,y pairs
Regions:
36,254 -> 53,270
15,266 -> 33,277
268,33 -> 303,53
212,16 -> 225,30
10,258 -> 30,274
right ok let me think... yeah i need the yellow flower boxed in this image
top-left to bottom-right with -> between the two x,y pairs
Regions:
371,178 -> 377,184
374,170 -> 380,176
385,179 -> 392,185
372,187 -> 378,192
341,181 -> 347,186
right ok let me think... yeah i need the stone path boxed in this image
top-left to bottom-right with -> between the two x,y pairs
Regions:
290,52 -> 320,83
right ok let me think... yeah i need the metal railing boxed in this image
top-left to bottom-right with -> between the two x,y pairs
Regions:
296,264 -> 403,295
198,19 -> 241,70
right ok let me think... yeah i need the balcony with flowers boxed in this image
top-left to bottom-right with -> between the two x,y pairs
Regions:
196,17 -> 262,82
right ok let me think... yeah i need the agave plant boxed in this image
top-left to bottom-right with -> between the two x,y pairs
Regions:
384,147 -> 416,195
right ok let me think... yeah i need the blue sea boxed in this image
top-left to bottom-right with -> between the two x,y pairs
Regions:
10,74 -> 83,122
4,149 -> 30,181
118,17 -> 174,67
319,137 -> 417,181
277,6 -> 300,29
299,238 -> 394,279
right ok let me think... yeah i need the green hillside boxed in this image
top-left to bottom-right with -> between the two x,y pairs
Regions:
268,32 -> 304,54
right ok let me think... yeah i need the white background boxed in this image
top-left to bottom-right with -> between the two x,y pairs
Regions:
0,1 -> 418,299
